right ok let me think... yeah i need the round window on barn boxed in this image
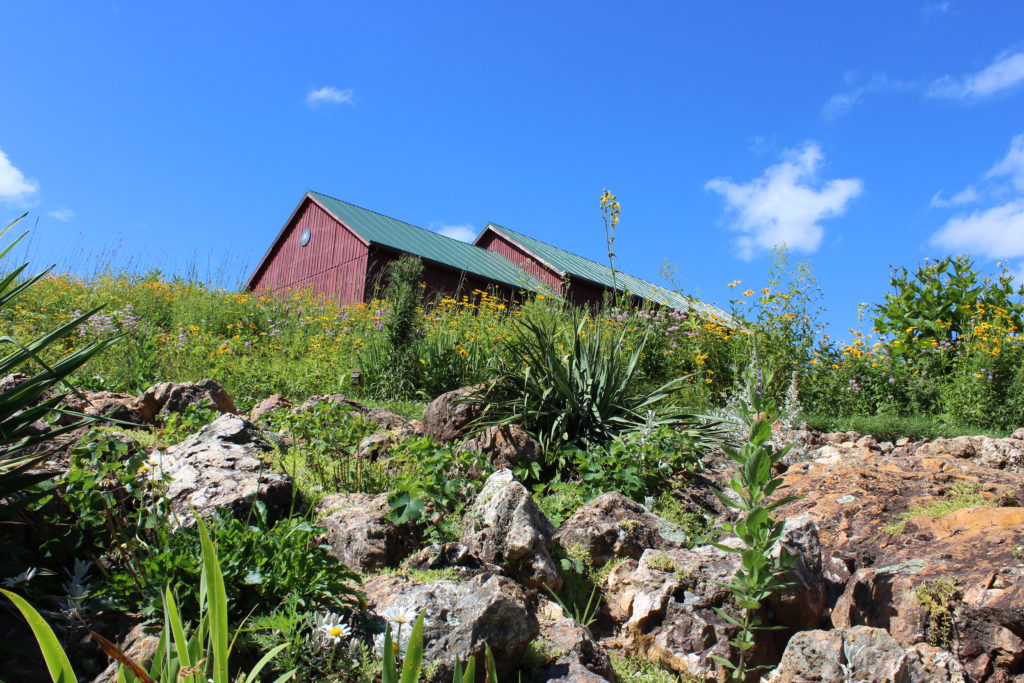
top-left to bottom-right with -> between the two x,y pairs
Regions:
300,228 -> 311,246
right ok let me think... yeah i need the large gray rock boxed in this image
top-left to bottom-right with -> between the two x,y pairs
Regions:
462,469 -> 562,591
316,493 -> 416,572
461,424 -> 544,469
766,626 -> 967,683
531,618 -> 614,683
59,390 -> 149,426
553,491 -> 674,569
364,572 -> 537,680
423,385 -> 483,442
140,379 -> 238,420
768,515 -> 829,632
147,414 -> 293,527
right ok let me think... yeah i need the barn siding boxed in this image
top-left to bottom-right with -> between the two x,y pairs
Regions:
366,248 -> 521,302
250,199 -> 369,304
477,231 -> 563,293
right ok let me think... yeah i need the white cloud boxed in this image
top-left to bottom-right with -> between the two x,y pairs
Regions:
822,72 -> 916,120
986,133 -> 1024,191
931,200 -> 1024,258
930,186 -> 980,208
928,50 -> 1024,100
706,143 -> 863,260
434,223 -> 476,243
48,208 -> 75,222
930,134 -> 1024,268
0,149 -> 38,203
306,86 -> 355,107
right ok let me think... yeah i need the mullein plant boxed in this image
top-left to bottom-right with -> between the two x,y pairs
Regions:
1,515 -> 294,683
711,359 -> 798,682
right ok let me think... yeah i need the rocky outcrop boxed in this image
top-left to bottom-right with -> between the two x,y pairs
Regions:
139,379 -> 238,420
553,492 -> 675,569
423,385 -> 483,442
363,572 -> 537,681
316,493 -> 416,572
462,469 -> 562,591
147,414 -> 293,527
249,394 -> 291,423
532,618 -> 614,683
766,626 -> 967,683
776,439 -> 1024,681
605,520 -> 825,680
460,424 -> 544,469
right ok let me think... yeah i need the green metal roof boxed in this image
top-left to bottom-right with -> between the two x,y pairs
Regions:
485,223 -> 734,323
309,191 -> 546,292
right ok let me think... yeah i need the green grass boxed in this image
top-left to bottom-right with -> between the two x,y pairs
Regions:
883,481 -> 992,535
803,413 -> 1010,441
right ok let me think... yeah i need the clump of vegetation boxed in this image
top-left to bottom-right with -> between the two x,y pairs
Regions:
884,480 -> 991,535
915,575 -> 964,650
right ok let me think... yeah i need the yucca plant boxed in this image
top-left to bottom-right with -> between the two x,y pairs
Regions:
476,311 -> 720,452
2,515 -> 293,682
0,213 -> 122,573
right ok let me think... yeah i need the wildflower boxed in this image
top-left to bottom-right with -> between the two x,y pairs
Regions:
317,615 -> 352,646
390,610 -> 416,626
2,567 -> 38,588
743,290 -> 754,297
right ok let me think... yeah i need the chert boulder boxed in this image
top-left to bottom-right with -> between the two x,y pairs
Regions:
462,469 -> 562,591
316,493 -> 416,572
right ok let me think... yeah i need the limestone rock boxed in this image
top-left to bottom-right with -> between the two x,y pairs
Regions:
364,572 -> 537,680
607,544 -> 774,680
766,626 -> 967,683
140,379 -> 238,420
147,414 -> 293,527
461,423 -> 544,468
462,469 -> 562,591
423,384 -> 483,442
553,492 -> 674,569
316,493 -> 416,572
531,618 -> 614,683
249,394 -> 291,423
60,390 -> 148,426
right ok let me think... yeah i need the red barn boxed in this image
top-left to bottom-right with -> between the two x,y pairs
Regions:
246,190 -> 730,322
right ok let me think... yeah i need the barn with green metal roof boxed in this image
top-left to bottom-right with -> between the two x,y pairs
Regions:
246,191 -> 730,322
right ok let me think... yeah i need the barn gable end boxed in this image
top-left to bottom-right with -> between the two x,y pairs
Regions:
247,195 -> 369,303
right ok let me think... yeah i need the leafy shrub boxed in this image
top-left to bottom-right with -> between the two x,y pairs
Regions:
100,505 -> 364,623
387,436 -> 493,543
874,255 -> 1023,353
157,404 -> 219,445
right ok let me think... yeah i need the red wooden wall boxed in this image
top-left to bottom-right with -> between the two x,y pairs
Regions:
366,247 -> 522,302
249,199 -> 369,304
476,230 -> 563,293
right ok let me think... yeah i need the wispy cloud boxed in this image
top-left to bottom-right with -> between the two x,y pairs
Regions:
930,186 -> 980,208
920,1 -> 951,16
931,134 -> 1024,264
0,149 -> 38,203
822,72 -> 916,120
927,50 -> 1024,100
48,208 -> 75,222
706,143 -> 863,260
985,133 -> 1024,191
433,223 -> 476,243
306,86 -> 355,107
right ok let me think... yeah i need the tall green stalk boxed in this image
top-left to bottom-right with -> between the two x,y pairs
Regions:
712,360 -> 797,681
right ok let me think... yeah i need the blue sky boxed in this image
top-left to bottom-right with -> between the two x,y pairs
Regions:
2,1 -> 1023,336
